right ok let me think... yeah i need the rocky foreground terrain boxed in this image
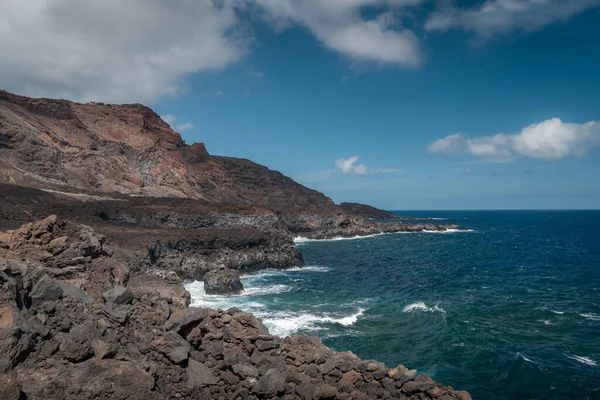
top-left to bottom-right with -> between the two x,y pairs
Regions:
0,216 -> 471,400
0,90 -> 469,398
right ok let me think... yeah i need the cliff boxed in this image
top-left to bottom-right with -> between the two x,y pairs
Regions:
0,90 -> 335,211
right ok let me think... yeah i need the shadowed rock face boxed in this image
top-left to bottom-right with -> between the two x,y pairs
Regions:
0,90 -> 335,211
0,216 -> 471,400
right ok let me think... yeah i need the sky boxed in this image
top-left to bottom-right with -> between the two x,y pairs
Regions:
1,0 -> 599,209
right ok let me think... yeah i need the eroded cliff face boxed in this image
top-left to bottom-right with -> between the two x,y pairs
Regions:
0,90 -> 335,211
0,216 -> 471,400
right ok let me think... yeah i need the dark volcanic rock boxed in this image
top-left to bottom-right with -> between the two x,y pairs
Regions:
187,359 -> 217,387
0,195 -> 471,399
102,285 -> 133,306
339,202 -> 401,220
203,267 -> 244,295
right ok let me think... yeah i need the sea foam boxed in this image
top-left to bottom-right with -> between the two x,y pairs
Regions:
403,302 -> 446,315
580,313 -> 600,321
517,352 -> 537,364
262,308 -> 365,337
568,355 -> 597,366
294,229 -> 474,244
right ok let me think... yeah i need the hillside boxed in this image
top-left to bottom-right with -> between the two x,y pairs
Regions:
0,90 -> 335,211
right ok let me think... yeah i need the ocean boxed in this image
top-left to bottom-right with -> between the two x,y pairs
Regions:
186,210 -> 600,399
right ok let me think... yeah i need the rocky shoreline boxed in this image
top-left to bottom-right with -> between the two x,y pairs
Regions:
0,215 -> 471,399
0,91 -> 470,399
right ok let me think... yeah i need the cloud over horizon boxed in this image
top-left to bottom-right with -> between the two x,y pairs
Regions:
428,118 -> 600,160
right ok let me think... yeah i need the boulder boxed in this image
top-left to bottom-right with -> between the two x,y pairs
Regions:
153,331 -> 190,364
186,359 -> 217,387
232,363 -> 260,379
315,384 -> 338,399
58,321 -> 98,362
203,267 -> 244,295
30,275 -> 90,307
29,275 -> 63,306
92,338 -> 115,359
251,368 -> 285,397
164,307 -> 209,334
102,285 -> 133,306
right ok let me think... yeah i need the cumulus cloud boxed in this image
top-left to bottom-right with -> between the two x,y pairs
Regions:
0,0 -> 427,104
425,0 -> 600,39
161,114 -> 194,132
0,0 -> 248,103
427,118 -> 600,160
335,156 -> 401,176
253,0 -> 425,67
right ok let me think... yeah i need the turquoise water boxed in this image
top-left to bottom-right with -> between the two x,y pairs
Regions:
187,211 -> 600,399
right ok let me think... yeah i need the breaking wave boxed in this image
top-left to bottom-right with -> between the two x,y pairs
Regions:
294,229 -> 474,244
580,313 -> 600,321
403,302 -> 447,315
567,355 -> 597,366
260,308 -> 366,337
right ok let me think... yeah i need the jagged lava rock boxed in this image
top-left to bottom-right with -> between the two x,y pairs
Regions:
203,267 -> 244,295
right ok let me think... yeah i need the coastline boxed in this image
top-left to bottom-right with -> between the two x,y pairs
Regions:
0,214 -> 472,399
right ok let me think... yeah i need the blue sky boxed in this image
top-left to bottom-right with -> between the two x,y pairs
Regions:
2,0 -> 600,209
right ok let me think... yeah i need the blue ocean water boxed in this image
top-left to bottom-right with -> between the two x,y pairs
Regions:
187,211 -> 600,399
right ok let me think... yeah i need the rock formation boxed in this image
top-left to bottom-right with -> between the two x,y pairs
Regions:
0,217 -> 471,400
203,268 -> 244,295
0,89 -> 335,211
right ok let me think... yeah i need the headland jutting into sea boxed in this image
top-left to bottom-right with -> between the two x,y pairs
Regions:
0,89 -> 470,399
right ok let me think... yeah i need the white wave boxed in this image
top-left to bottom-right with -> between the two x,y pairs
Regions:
262,308 -> 365,337
422,229 -> 475,233
568,355 -> 597,366
294,229 -> 474,244
185,279 -> 365,337
537,306 -> 565,315
517,352 -> 536,364
580,313 -> 600,321
294,233 -> 388,243
284,265 -> 331,273
185,280 -> 292,310
430,217 -> 449,220
403,302 -> 446,315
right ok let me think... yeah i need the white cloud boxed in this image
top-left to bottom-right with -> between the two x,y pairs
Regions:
0,0 -> 249,103
0,0 -> 427,104
254,0 -> 425,67
425,0 -> 600,39
335,156 -> 401,176
160,114 -> 194,132
161,114 -> 177,126
175,122 -> 194,132
428,118 -> 600,160
335,156 -> 361,175
214,90 -> 225,96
